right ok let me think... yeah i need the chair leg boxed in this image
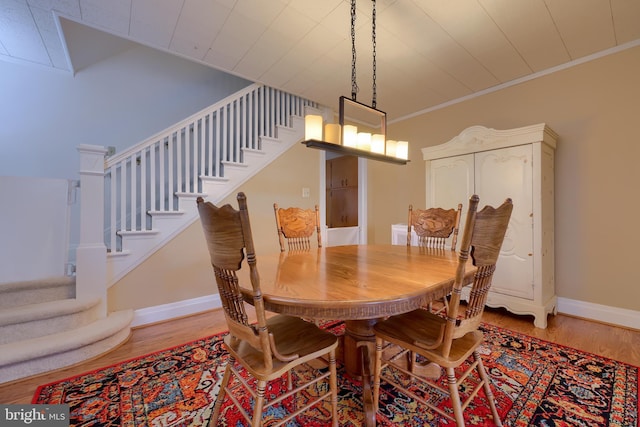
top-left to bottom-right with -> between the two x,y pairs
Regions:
475,351 -> 503,427
329,349 -> 338,427
445,366 -> 465,427
209,357 -> 234,426
251,380 -> 267,427
373,337 -> 383,412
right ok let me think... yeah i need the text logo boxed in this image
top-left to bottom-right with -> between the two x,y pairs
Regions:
1,405 -> 69,426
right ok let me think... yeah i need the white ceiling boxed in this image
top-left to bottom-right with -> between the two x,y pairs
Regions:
2,0 -> 640,121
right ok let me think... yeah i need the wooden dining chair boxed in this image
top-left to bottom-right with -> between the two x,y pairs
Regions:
374,195 -> 512,427
197,194 -> 338,427
274,203 -> 322,251
408,203 -> 462,250
408,203 -> 462,314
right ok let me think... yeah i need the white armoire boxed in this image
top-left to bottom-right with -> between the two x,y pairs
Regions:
422,124 -> 558,328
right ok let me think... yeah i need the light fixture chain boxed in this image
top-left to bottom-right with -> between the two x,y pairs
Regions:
351,0 -> 358,101
371,0 -> 377,109
302,0 -> 407,164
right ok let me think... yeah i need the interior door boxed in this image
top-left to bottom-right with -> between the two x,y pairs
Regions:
323,153 -> 362,246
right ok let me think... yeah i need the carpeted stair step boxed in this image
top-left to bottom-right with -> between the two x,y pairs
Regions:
0,276 -> 75,309
0,298 -> 102,345
0,309 -> 134,384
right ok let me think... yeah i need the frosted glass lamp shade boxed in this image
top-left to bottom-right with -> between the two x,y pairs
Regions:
386,140 -> 397,157
357,132 -> 371,151
305,115 -> 323,140
371,134 -> 385,153
325,124 -> 341,144
343,125 -> 358,147
396,141 -> 409,160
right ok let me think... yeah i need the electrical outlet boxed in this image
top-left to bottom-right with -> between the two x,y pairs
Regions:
302,187 -> 310,198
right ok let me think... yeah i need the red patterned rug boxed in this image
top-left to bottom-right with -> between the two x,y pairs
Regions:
33,321 -> 638,426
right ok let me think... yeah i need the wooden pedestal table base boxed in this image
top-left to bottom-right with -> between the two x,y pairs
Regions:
343,319 -> 378,426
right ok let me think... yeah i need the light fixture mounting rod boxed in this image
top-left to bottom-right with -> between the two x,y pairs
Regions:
371,0 -> 377,109
351,0 -> 358,101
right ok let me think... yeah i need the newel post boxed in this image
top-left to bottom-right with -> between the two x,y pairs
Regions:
76,144 -> 108,317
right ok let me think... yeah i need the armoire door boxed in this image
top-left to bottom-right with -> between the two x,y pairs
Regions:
427,154 -> 474,250
475,145 -> 534,299
428,145 -> 534,300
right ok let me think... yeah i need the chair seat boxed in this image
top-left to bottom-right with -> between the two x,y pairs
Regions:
225,315 -> 339,380
374,309 -> 483,368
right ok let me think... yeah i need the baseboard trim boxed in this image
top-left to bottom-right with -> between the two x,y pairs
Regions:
557,297 -> 640,330
131,295 -> 640,331
132,294 -> 222,328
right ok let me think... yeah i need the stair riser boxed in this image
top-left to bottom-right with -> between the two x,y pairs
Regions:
0,309 -> 134,384
0,283 -> 74,310
0,327 -> 131,384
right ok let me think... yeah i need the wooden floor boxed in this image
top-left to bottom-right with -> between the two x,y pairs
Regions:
1,307 -> 639,405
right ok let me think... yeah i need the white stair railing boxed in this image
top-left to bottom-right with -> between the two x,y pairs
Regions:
103,84 -> 317,255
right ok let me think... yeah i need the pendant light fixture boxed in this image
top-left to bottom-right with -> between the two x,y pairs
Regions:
302,0 -> 409,165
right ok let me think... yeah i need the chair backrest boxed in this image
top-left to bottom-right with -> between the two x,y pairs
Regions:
197,193 -> 274,370
274,203 -> 322,252
442,195 -> 513,356
408,204 -> 462,250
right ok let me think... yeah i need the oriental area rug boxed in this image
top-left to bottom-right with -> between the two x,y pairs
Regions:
33,321 -> 638,426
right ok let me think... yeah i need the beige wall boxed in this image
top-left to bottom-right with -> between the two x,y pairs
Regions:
112,45 -> 640,315
109,143 -> 321,311
372,45 -> 640,312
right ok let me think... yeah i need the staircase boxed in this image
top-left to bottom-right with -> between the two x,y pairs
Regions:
0,84 -> 322,384
0,277 -> 133,383
103,83 -> 319,285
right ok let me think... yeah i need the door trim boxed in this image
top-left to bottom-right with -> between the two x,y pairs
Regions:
319,152 -> 368,245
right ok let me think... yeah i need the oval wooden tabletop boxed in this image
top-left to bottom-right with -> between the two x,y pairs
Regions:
239,244 -> 475,320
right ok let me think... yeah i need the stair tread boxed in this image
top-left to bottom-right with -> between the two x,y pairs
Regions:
243,148 -> 265,154
0,309 -> 134,366
221,161 -> 249,167
117,229 -> 160,236
148,210 -> 186,215
200,176 -> 228,182
0,276 -> 74,292
0,298 -> 100,326
175,192 -> 206,198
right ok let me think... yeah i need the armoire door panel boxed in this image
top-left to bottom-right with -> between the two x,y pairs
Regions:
428,154 -> 474,211
475,145 -> 534,299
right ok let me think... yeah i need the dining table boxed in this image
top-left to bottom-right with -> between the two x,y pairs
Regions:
238,244 -> 476,426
